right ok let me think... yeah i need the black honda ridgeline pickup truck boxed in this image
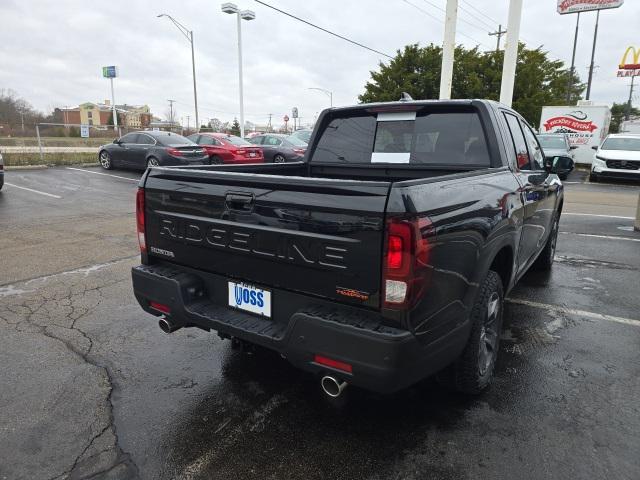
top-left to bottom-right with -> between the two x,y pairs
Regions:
132,99 -> 564,396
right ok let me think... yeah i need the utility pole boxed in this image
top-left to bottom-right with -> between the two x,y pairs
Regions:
488,24 -> 506,52
439,0 -> 458,100
585,9 -> 600,101
267,113 -> 272,132
566,12 -> 580,103
186,115 -> 190,134
168,99 -> 175,129
625,75 -> 636,121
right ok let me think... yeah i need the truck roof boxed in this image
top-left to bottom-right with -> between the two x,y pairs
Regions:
327,98 -> 504,113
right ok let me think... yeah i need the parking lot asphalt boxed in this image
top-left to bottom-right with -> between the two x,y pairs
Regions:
1,166 -> 639,480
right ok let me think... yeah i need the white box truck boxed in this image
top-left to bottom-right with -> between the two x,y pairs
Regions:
539,104 -> 611,165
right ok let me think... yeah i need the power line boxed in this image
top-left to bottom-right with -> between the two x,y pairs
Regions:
460,0 -> 500,26
402,0 -> 488,48
253,0 -> 393,59
419,0 -> 494,34
458,4 -> 496,30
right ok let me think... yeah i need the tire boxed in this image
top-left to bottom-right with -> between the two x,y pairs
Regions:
273,154 -> 286,164
210,155 -> 223,165
533,211 -> 559,271
147,157 -> 159,168
99,150 -> 113,170
438,270 -> 504,395
589,172 -> 598,182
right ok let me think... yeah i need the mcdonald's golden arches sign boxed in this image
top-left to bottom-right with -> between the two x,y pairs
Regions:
617,46 -> 640,77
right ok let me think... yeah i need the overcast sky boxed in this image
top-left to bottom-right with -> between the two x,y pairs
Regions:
0,0 -> 638,128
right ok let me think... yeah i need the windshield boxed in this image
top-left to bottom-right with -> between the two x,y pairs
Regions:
311,110 -> 490,166
221,135 -> 252,146
537,136 -> 566,149
286,135 -> 307,147
601,137 -> 640,151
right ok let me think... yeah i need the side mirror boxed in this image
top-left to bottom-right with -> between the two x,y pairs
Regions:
591,145 -> 598,151
113,138 -> 120,144
570,145 -> 578,150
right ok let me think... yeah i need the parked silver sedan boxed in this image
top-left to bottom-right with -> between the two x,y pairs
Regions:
537,133 -> 576,180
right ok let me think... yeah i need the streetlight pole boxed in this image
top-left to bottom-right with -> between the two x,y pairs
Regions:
157,14 -> 199,132
222,3 -> 255,138
308,87 -> 333,107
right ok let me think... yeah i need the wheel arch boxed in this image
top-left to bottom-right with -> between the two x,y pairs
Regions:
489,245 -> 515,294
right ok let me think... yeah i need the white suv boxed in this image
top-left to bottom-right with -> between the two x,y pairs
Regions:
590,134 -> 640,182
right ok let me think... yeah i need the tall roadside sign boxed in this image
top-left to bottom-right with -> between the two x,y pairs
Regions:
558,0 -> 624,100
102,66 -> 120,136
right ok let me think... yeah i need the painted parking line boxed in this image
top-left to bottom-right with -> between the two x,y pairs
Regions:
4,182 -> 61,199
559,231 -> 640,243
506,298 -> 640,328
66,167 -> 139,182
562,213 -> 634,220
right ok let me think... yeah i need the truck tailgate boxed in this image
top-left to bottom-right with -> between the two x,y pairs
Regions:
143,168 -> 390,309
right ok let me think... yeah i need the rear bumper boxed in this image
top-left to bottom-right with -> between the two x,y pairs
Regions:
169,155 -> 210,165
132,262 -> 466,393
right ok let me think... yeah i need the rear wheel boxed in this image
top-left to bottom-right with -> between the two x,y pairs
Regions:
147,157 -> 159,168
210,155 -> 223,165
99,151 -> 112,170
438,270 -> 504,395
273,154 -> 286,163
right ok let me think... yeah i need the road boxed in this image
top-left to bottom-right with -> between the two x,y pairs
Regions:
0,167 -> 639,480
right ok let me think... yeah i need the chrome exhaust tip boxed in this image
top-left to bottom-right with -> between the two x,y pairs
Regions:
321,375 -> 348,398
158,318 -> 181,334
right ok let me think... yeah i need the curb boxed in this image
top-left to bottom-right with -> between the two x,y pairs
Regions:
5,162 -> 98,171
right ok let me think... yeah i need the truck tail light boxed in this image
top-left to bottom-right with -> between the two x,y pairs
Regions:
383,216 -> 433,309
136,188 -> 146,253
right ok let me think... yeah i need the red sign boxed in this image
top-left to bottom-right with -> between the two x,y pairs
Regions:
283,115 -> 289,122
557,0 -> 623,15
543,116 -> 598,132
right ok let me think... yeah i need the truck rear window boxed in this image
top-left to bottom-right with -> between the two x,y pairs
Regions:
311,111 -> 490,166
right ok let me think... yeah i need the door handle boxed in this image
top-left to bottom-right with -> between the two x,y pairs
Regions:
225,192 -> 255,212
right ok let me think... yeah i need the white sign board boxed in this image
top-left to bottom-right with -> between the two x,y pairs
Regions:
539,105 -> 611,165
80,125 -> 90,138
557,0 -> 623,14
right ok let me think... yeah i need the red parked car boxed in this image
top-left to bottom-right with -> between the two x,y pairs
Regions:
187,133 -> 264,164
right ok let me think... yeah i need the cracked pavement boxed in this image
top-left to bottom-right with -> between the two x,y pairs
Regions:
0,167 -> 639,479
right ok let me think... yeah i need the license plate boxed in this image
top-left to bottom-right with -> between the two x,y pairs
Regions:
249,152 -> 256,157
228,281 -> 271,317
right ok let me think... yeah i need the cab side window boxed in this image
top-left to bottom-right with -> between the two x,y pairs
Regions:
138,134 -> 155,145
503,113 -> 530,170
120,133 -> 139,144
521,123 -> 544,170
